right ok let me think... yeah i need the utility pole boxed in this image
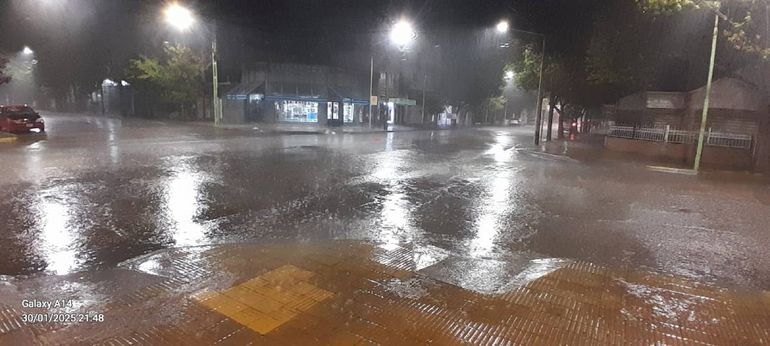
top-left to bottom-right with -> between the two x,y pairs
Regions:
100,82 -> 105,115
369,56 -> 374,128
534,37 -> 546,145
421,74 -> 427,124
694,13 -> 719,171
503,99 -> 508,123
212,21 -> 220,125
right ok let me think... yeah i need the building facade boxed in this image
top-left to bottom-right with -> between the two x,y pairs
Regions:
616,78 -> 765,135
223,63 -> 369,126
609,78 -> 769,170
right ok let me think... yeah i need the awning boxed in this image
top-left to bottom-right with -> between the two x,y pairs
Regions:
226,82 -> 264,97
327,86 -> 367,104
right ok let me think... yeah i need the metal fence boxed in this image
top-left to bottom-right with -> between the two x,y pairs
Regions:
706,130 -> 752,149
633,127 -> 665,142
667,129 -> 696,144
608,126 -> 634,139
607,125 -> 752,150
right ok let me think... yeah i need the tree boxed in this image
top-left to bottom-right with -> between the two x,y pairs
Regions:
428,28 -> 509,124
0,56 -> 10,86
482,96 -> 506,124
638,0 -> 770,59
585,0 -> 764,105
125,44 -> 204,118
510,46 -> 599,138
586,1 -> 685,93
423,93 -> 444,122
1,55 -> 37,105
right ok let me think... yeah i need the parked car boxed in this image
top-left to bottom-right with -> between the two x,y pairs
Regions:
0,105 -> 45,133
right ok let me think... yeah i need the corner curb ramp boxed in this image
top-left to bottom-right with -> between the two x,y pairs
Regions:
0,133 -> 17,143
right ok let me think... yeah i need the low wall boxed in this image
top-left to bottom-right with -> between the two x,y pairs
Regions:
605,137 -> 753,170
698,146 -> 754,171
604,137 -> 688,163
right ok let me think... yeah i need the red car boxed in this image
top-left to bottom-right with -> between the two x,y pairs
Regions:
0,105 -> 45,133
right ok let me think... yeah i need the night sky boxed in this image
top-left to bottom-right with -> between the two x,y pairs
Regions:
0,0 -> 603,87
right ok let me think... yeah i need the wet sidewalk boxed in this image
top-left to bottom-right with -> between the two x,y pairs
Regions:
199,122 -> 433,135
1,241 -> 769,345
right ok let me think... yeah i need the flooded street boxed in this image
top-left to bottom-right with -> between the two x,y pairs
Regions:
1,112 -> 770,292
6,0 -> 770,342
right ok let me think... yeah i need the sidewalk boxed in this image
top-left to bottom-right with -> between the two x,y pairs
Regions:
1,241 -> 768,345
531,134 -> 770,182
199,122 -> 441,135
0,132 -> 17,143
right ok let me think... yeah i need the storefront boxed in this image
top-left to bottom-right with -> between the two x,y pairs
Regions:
342,101 -> 368,124
223,63 -> 368,125
381,97 -> 417,124
274,99 -> 319,123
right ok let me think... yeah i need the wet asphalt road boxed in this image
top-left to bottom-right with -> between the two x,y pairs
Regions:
1,113 -> 770,290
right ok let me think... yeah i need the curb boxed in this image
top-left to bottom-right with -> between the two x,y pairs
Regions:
646,165 -> 698,175
0,135 -> 17,143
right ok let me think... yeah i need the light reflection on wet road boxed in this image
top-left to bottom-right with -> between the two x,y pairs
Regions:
166,162 -> 207,247
37,191 -> 78,275
1,113 -> 770,291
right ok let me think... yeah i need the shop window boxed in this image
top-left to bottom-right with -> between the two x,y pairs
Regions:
343,103 -> 355,123
327,102 -> 340,120
276,100 -> 318,122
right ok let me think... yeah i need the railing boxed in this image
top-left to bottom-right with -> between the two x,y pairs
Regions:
666,129 -> 695,144
633,127 -> 665,142
706,129 -> 752,149
608,126 -> 634,139
607,125 -> 752,150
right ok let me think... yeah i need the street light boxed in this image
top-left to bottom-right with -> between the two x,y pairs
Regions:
369,19 -> 419,128
162,3 -> 221,125
22,46 -> 34,55
164,3 -> 194,32
490,21 -> 546,143
390,20 -> 416,48
496,20 -> 509,34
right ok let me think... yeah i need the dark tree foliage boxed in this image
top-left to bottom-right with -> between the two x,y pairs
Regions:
588,0 -> 759,95
126,44 -> 205,119
637,0 -> 770,60
0,56 -> 10,86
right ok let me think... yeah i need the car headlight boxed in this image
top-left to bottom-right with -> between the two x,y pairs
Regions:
35,118 -> 44,123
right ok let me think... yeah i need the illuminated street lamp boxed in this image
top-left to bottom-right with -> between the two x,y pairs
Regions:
162,3 -> 221,125
22,46 -> 34,55
490,20 -> 546,143
389,20 -> 416,48
369,19 -> 419,128
164,3 -> 194,32
496,20 -> 509,34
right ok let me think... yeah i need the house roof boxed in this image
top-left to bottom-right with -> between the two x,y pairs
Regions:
617,77 -> 765,112
226,82 -> 264,96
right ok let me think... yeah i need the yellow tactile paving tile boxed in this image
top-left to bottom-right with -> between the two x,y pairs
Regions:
193,264 -> 334,335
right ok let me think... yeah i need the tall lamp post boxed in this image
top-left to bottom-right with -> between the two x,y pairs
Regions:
369,56 -> 374,128
368,19 -> 417,128
496,21 -> 545,145
163,3 -> 220,125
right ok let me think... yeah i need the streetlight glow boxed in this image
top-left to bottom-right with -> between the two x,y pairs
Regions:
390,20 -> 416,47
496,20 -> 509,33
22,46 -> 34,55
164,3 -> 195,32
505,71 -> 514,80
